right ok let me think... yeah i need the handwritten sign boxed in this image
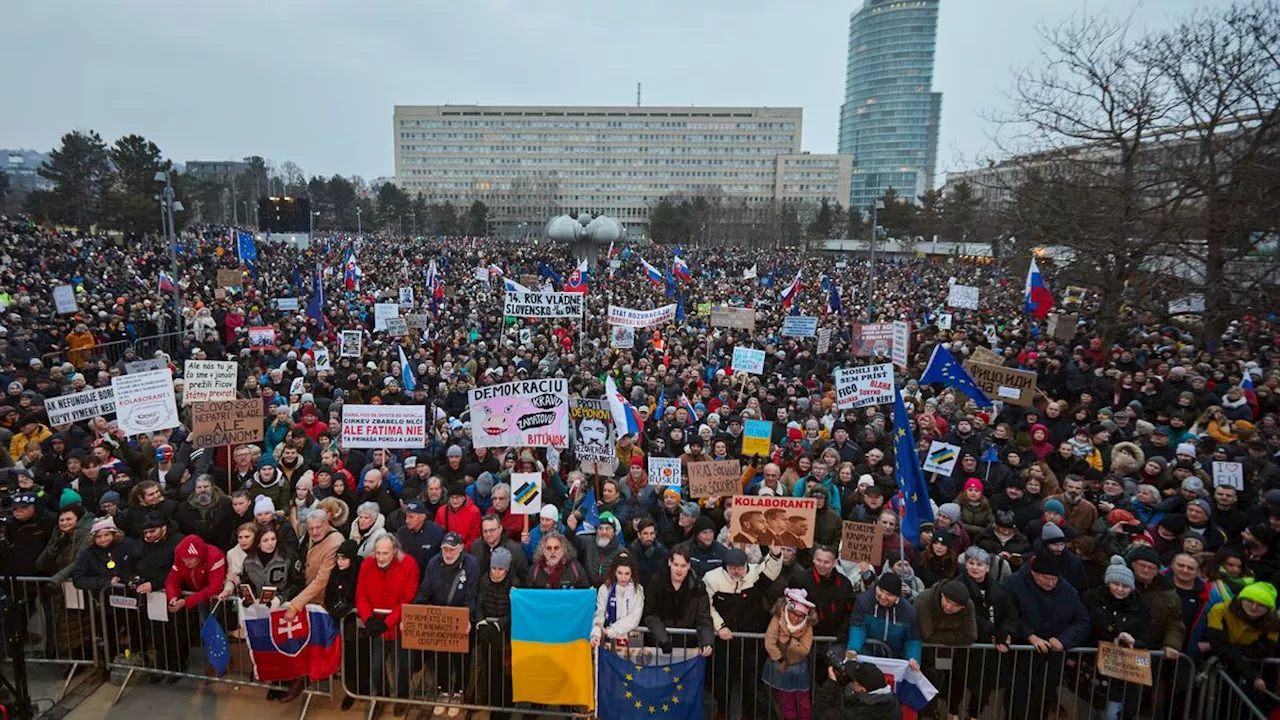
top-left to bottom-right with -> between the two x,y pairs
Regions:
963,361 -> 1038,407
834,363 -> 894,409
648,457 -> 682,489
399,604 -> 471,653
384,317 -> 408,337
53,285 -> 78,314
687,460 -> 741,499
817,327 -> 833,355
183,360 -> 238,404
1096,642 -> 1153,686
742,420 -> 772,457
189,399 -> 264,448
731,347 -> 766,374
217,269 -> 242,288
968,346 -> 1003,367
274,297 -> 299,311
781,316 -> 818,338
1212,461 -> 1244,490
947,284 -> 980,310
711,306 -> 756,331
405,314 -> 430,330
840,521 -> 884,565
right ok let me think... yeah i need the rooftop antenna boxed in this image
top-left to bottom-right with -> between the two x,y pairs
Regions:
637,82 -> 641,107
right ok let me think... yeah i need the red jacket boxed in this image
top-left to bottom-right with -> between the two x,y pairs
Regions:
356,553 -> 420,640
435,498 -> 482,547
165,535 -> 227,610
495,507 -> 525,543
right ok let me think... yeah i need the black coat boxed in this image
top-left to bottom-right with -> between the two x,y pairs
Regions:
959,571 -> 1020,644
642,567 -> 714,650
1083,586 -> 1151,648
72,537 -> 144,591
135,530 -> 184,587
2,511 -> 54,576
174,496 -> 236,549
785,565 -> 855,642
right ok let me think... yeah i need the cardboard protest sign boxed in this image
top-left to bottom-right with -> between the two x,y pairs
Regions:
340,330 -> 363,358
834,363 -> 894,409
1096,642 -> 1153,686
729,495 -> 817,548
1047,313 -> 1078,341
468,379 -> 569,449
189,399 -> 264,447
53,285 -> 78,314
607,304 -> 677,328
731,347 -> 766,374
217,269 -> 242,288
711,306 -> 755,330
1212,461 -> 1244,490
405,314 -> 430,330
687,460 -> 741,498
963,361 -> 1038,407
570,398 -> 617,475
510,472 -> 543,514
968,346 -> 1003,367
840,521 -> 884,565
923,441 -> 961,475
373,303 -> 400,332
340,404 -> 427,448
947,284 -> 980,309
399,604 -> 471,653
247,326 -> 276,349
503,291 -> 584,319
781,316 -> 818,338
111,369 -> 179,436
45,386 -> 115,425
183,360 -> 238,404
648,457 -> 681,489
742,420 -> 772,456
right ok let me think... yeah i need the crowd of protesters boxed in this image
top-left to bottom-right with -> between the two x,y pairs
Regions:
1,212 -> 1278,720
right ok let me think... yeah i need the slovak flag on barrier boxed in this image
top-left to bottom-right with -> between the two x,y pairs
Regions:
858,656 -> 939,714
640,257 -> 664,285
241,603 -> 341,683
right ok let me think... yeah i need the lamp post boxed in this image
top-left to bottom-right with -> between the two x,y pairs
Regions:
155,171 -> 184,334
356,206 -> 362,236
866,199 -> 885,322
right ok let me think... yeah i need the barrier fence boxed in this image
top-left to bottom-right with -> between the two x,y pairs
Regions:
1197,658 -> 1280,720
4,576 -> 99,702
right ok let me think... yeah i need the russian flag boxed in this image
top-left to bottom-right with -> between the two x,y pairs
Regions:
605,375 -> 643,437
563,258 -> 588,293
344,247 -> 362,291
241,603 -> 341,683
780,269 -> 802,310
1025,258 -> 1054,318
640,257 -> 664,285
672,256 -> 692,283
158,271 -> 175,292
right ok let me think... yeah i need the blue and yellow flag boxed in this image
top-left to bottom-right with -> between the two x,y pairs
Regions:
511,589 -> 596,708
598,652 -> 705,720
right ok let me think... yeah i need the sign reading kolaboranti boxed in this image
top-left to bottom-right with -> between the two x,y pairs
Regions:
340,404 -> 427,448
468,378 -> 570,449
728,495 -> 817,549
503,291 -> 584,319
112,369 -> 180,436
607,304 -> 677,328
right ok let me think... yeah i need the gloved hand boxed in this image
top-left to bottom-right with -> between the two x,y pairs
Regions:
659,640 -> 673,655
362,616 -> 388,637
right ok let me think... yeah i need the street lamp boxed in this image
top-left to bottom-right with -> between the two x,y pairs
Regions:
866,199 -> 885,322
356,206 -> 362,236
309,210 -> 320,238
154,170 -> 184,334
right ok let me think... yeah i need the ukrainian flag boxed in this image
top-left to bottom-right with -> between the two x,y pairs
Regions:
511,588 -> 597,708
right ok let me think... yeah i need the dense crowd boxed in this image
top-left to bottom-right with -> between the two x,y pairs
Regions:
1,214 -> 1278,720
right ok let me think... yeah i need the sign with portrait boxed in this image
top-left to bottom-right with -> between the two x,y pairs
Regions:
728,495 -> 817,549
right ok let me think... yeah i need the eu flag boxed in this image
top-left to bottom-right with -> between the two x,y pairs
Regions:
306,270 -> 326,330
598,651 -> 706,720
201,612 -> 230,677
919,346 -> 993,407
893,387 -> 935,545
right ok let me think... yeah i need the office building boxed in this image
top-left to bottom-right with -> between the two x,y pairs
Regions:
184,159 -> 250,181
838,0 -> 943,211
393,105 -> 850,232
1,149 -> 52,193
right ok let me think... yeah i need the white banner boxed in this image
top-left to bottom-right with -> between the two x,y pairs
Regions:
731,347 -> 766,374
1168,295 -> 1206,314
923,441 -> 961,475
891,320 -> 910,369
468,378 -> 570,448
44,386 -> 116,426
182,360 -> 238,405
503,291 -> 584,319
781,316 -> 818,338
834,363 -> 895,409
340,404 -> 426,448
607,304 -> 677,328
53,285 -> 78,314
947,284 -> 980,310
111,369 -> 180,436
817,327 -> 833,355
374,303 -> 400,332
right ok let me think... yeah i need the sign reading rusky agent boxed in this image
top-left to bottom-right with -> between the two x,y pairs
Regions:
112,369 -> 180,436
607,304 -> 677,328
44,386 -> 116,426
183,360 -> 238,404
834,363 -> 895,409
503,291 -> 584,319
468,378 -> 569,449
340,404 -> 426,448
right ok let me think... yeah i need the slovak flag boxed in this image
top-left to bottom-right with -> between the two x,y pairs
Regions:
426,259 -> 442,317
780,269 -> 802,310
679,393 -> 699,422
605,375 -> 644,438
1025,258 -> 1054,318
344,248 -> 362,292
672,256 -> 693,283
640,257 -> 665,285
488,263 -> 505,278
241,603 -> 341,683
606,241 -> 617,260
504,276 -> 531,293
563,258 -> 589,293
158,271 -> 175,292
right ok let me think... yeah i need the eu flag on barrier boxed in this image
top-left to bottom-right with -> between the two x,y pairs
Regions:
598,651 -> 706,720
893,387 -> 935,545
919,345 -> 993,408
201,611 -> 230,677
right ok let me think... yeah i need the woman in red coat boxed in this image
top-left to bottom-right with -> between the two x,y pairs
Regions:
435,483 -> 482,547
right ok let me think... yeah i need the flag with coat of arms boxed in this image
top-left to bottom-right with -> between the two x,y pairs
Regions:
240,603 -> 341,682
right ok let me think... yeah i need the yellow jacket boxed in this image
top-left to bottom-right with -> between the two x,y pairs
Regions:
1207,600 -> 1279,647
10,424 -> 52,462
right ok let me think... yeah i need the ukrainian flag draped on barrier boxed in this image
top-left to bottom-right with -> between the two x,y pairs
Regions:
510,588 -> 597,708
598,652 -> 706,720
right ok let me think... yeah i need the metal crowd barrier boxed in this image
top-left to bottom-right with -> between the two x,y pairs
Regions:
1197,657 -> 1280,720
131,332 -> 184,362
97,584 -> 332,719
4,575 -> 99,701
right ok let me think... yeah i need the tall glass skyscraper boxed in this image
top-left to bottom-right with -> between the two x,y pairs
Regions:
838,0 -> 942,212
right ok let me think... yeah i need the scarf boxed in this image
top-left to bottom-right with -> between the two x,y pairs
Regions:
606,582 -> 636,626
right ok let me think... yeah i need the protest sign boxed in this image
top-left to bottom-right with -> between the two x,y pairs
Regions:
610,325 -> 635,349
247,326 -> 275,349
923,441 -> 961,475
729,495 -> 817,548
183,360 -> 238,404
1168,295 -> 1205,314
731,347 -> 766,374
384,317 -> 409,336
405,314 -> 430,330
374,303 -> 400,332
696,302 -> 711,316
53,285 -> 78,314
274,297 -> 299,311
189,399 -> 264,447
850,323 -> 896,358
570,398 -> 617,475
217,269 -> 242,288
891,321 -> 910,368
968,345 -> 1003,367
125,359 -> 167,374
742,420 -> 772,456
710,306 -> 756,331
835,363 -> 895,409
1064,286 -> 1087,307
1212,461 -> 1244,490
44,386 -> 116,426
963,361 -> 1038,407
1047,313 -> 1078,341
313,347 -> 330,371
510,472 -> 543,514
399,287 -> 415,308
816,327 -> 833,355
468,378 -> 569,449
687,460 -> 741,498
112,369 -> 179,436
947,284 -> 980,310
340,330 -> 363,358
781,316 -> 818,338
399,605 -> 471,653
474,267 -> 490,284
1096,642 -> 1153,686
936,313 -> 952,330
840,522 -> 884,565
607,304 -> 677,328
340,404 -> 427,448
503,291 -> 584,319
648,457 -> 682,489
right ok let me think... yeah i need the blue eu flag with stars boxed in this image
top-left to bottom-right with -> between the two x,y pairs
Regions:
201,612 -> 230,676
893,387 -> 935,545
919,345 -> 993,407
599,651 -> 705,720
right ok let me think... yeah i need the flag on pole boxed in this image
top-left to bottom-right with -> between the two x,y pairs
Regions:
672,256 -> 693,282
1024,258 -> 1054,318
640,257 -> 664,285
158,271 -> 175,293
539,262 -> 563,285
920,345 -> 994,407
679,393 -> 699,422
606,241 -> 617,260
343,247 -> 361,291
605,376 -> 644,437
676,293 -> 685,324
826,283 -> 843,315
664,265 -> 676,298
398,345 -> 416,394
780,269 -> 802,310
744,264 -> 758,280
563,258 -> 589,293
893,388 -> 935,545
306,269 -> 326,330
504,277 -> 531,293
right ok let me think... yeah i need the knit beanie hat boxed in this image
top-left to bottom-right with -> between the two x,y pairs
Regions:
937,503 -> 961,522
59,488 -> 83,510
254,494 -> 275,515
875,572 -> 903,598
1041,522 -> 1066,542
1239,582 -> 1278,611
940,579 -> 971,605
1103,555 -> 1136,589
1043,498 -> 1066,516
337,540 -> 360,559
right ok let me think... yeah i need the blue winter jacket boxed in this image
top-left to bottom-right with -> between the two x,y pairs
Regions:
846,588 -> 923,663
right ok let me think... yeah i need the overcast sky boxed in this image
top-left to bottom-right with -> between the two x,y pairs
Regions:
2,0 -> 1215,183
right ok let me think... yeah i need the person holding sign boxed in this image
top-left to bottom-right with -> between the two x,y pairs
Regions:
1082,557 -> 1151,719
413,532 -> 480,713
